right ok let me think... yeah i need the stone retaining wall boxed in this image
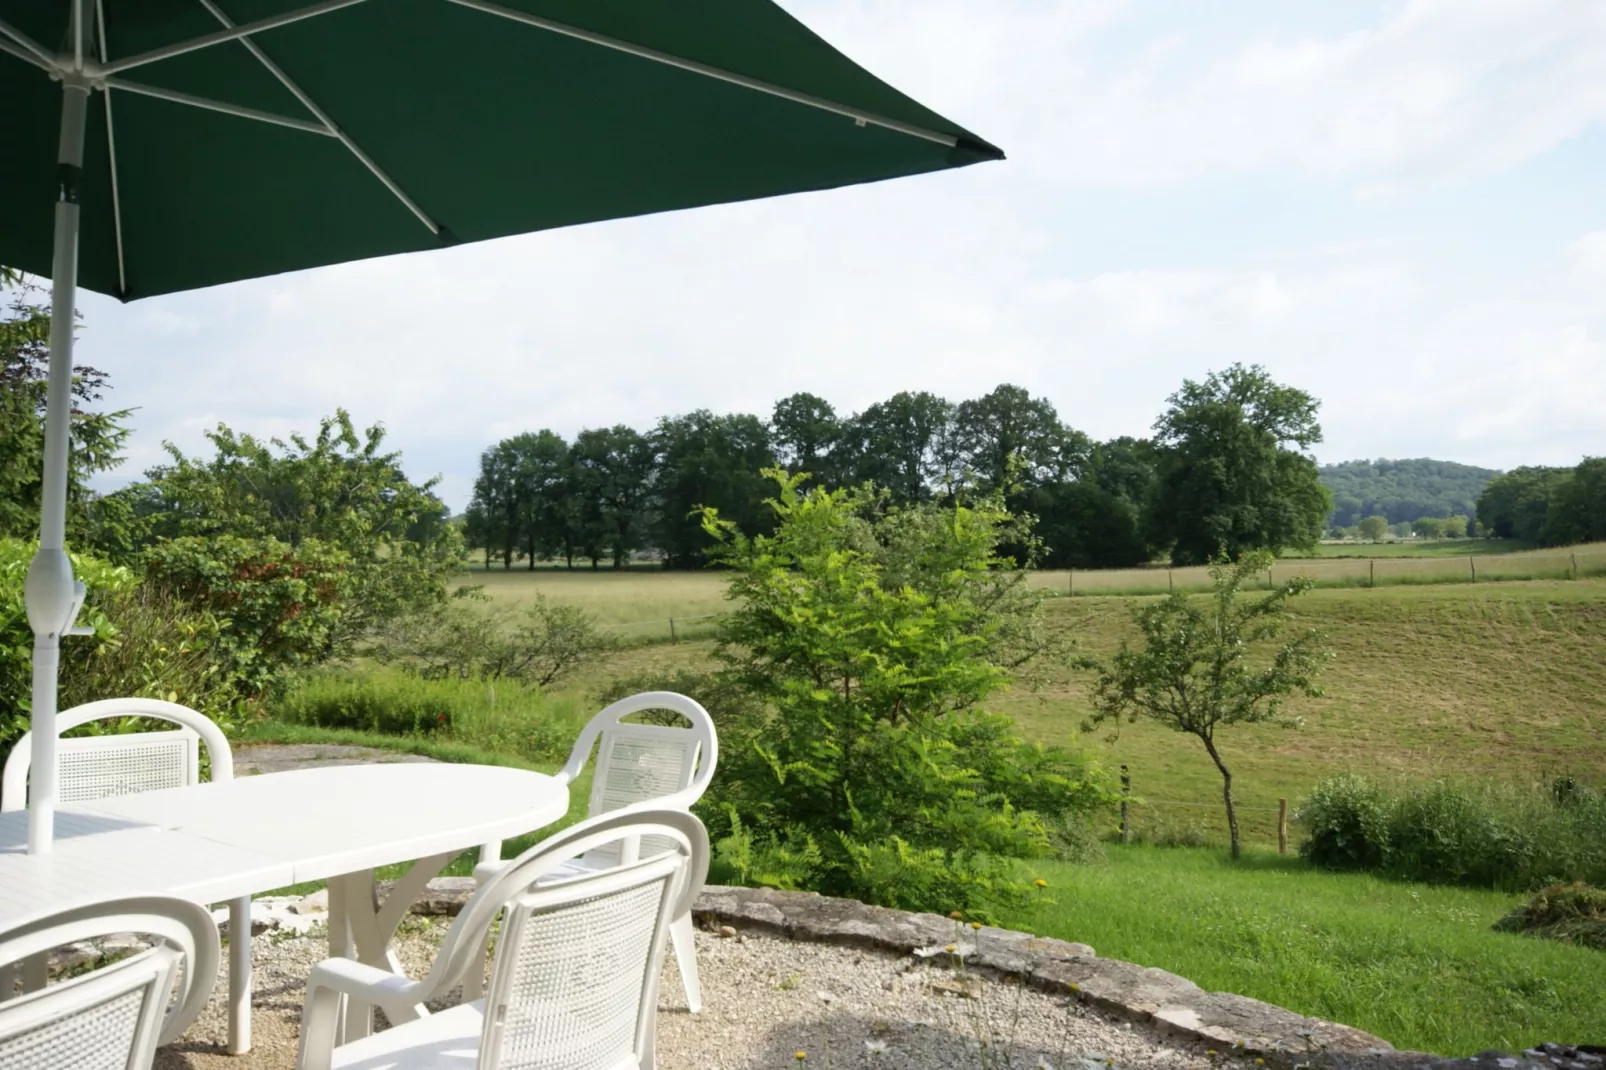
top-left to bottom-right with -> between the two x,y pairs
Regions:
369,877 -> 1554,1070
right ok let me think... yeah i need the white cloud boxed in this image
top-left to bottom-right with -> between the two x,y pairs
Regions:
68,0 -> 1606,510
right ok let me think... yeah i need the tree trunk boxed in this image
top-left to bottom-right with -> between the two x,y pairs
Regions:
526,532 -> 536,570
1200,733 -> 1241,860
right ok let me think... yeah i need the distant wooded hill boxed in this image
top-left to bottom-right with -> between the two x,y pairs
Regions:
1320,458 -> 1501,528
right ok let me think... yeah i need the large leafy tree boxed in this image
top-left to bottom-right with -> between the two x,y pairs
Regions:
1539,458 -> 1606,548
650,410 -> 775,568
950,383 -> 1089,491
134,410 -> 460,649
1080,552 -> 1327,860
834,390 -> 954,503
770,392 -> 841,486
1476,466 -> 1569,542
570,425 -> 653,568
1148,364 -> 1331,565
0,272 -> 132,552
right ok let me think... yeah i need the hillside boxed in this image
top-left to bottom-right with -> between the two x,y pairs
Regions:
1320,457 -> 1500,528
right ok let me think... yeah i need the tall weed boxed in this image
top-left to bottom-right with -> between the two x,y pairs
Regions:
1298,774 -> 1606,891
275,671 -> 585,763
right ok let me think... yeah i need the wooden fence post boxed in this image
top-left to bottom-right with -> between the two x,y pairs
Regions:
1572,553 -> 1579,580
1370,560 -> 1375,588
1470,556 -> 1477,583
1167,570 -> 1173,594
1278,798 -> 1289,855
1069,568 -> 1074,597
669,617 -> 678,643
1120,766 -> 1131,844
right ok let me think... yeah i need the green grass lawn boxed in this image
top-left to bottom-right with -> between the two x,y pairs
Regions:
1000,845 -> 1606,1056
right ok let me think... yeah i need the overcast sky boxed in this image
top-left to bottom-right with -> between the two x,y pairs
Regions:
70,0 -> 1606,512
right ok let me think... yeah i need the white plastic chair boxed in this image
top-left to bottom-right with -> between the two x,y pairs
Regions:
1,698 -> 255,1054
472,691 -> 718,1013
296,807 -> 710,1070
0,893 -> 220,1069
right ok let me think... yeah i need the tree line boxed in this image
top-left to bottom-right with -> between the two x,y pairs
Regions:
466,364 -> 1336,570
1477,459 -> 1606,547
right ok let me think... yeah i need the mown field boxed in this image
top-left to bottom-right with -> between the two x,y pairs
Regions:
476,564 -> 1606,849
464,542 -> 1606,624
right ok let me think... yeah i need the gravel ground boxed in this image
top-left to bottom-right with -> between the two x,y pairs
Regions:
155,921 -> 1254,1070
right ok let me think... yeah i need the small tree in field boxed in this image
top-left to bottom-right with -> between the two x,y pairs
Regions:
1357,515 -> 1388,542
1079,551 -> 1327,859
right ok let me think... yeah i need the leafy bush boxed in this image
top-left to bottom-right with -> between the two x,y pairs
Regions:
1,538 -> 135,749
1298,773 -> 1392,870
695,472 -> 1110,916
375,593 -> 610,688
274,671 -> 584,762
142,534 -> 350,693
1493,883 -> 1606,950
1298,775 -> 1606,891
60,584 -> 251,737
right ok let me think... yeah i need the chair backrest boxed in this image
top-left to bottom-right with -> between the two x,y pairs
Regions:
558,692 -> 718,868
1,699 -> 234,812
423,809 -> 708,1068
0,894 -> 220,1065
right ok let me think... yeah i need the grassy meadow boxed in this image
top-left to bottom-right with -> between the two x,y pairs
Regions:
1003,846 -> 1606,1054
467,563 -> 1606,849
461,543 -> 1606,627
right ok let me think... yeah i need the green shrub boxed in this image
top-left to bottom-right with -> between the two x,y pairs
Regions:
696,472 -> 1111,917
61,584 -> 252,737
1493,882 -> 1606,950
1297,775 -> 1606,891
274,671 -> 584,763
1298,773 -> 1392,870
143,534 -> 351,693
1,537 -> 136,749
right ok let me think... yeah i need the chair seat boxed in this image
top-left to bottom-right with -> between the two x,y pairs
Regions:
330,1002 -> 485,1070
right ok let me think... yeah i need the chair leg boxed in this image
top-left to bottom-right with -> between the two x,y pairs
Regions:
669,913 -> 701,1014
228,896 -> 252,1054
21,953 -> 46,995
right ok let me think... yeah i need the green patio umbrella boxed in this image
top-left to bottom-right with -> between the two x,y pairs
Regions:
0,0 -> 1002,853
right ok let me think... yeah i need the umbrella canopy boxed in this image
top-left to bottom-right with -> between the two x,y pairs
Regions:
0,1 -> 1001,853
1,0 -> 1001,300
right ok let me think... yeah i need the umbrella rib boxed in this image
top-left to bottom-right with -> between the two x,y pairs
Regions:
96,0 -> 127,296
0,17 -> 53,68
446,0 -> 963,150
195,0 -> 443,238
104,76 -> 336,137
99,0 -> 369,76
0,32 -> 50,72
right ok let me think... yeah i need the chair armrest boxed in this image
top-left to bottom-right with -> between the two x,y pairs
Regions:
297,959 -> 427,1070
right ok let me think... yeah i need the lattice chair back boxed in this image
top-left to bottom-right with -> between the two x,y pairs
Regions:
558,692 -> 718,870
1,699 -> 234,812
297,809 -> 710,1070
0,894 -> 220,1068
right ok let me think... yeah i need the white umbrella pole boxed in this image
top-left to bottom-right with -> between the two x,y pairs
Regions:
24,74 -> 92,855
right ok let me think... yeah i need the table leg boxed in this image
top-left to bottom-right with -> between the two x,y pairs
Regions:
226,896 -> 252,1054
326,851 -> 458,1041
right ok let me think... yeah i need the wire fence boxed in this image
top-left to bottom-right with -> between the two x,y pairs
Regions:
597,612 -> 722,643
1043,546 -> 1606,598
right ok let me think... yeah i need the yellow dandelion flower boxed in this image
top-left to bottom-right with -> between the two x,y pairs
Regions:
1034,878 -> 1048,889
945,943 -> 957,953
970,920 -> 982,930
795,1052 -> 807,1063
1067,982 -> 1080,992
1256,1060 -> 1265,1065
949,910 -> 964,920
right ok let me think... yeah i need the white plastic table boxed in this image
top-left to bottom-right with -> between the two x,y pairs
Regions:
0,762 -> 567,1054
